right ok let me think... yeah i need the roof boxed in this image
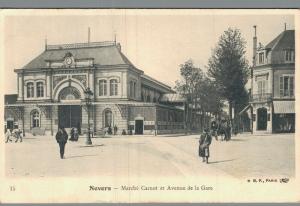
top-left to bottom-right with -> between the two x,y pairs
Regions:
141,74 -> 174,93
22,41 -> 133,69
160,93 -> 186,103
265,30 -> 295,50
4,94 -> 18,105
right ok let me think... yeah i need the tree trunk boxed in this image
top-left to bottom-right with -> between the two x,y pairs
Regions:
229,101 -> 233,121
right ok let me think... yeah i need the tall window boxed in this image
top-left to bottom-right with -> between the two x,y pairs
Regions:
258,52 -> 264,64
129,81 -> 136,98
31,110 -> 40,128
27,82 -> 34,98
99,80 -> 107,96
257,80 -> 267,95
285,49 -> 295,62
104,110 -> 112,127
133,82 -> 136,97
110,79 -> 118,96
280,76 -> 294,97
36,82 -> 44,97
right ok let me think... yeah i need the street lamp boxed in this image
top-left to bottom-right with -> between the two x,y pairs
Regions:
84,87 -> 93,145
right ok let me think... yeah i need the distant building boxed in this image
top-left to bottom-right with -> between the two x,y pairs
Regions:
248,27 -> 295,133
4,41 -> 186,135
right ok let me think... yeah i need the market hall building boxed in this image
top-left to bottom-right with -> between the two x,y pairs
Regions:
4,41 -> 185,136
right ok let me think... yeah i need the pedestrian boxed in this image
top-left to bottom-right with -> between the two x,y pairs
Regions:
107,125 -> 112,135
113,125 -> 118,135
55,127 -> 68,159
198,128 -> 212,163
70,128 -> 74,141
14,128 -> 23,143
73,127 -> 79,141
5,128 -> 12,143
210,120 -> 218,141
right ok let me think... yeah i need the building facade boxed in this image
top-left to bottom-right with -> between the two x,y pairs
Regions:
4,41 -> 185,136
249,28 -> 295,133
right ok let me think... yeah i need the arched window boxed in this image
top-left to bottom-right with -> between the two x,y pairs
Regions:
110,79 -> 118,96
36,82 -> 44,97
104,109 -> 113,127
99,80 -> 107,96
31,110 -> 40,128
27,82 -> 34,98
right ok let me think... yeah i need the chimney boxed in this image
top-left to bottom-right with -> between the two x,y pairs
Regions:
284,23 -> 287,31
88,27 -> 91,43
45,36 -> 48,50
253,25 -> 257,67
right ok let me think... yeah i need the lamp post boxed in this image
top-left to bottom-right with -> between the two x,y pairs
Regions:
84,87 -> 93,145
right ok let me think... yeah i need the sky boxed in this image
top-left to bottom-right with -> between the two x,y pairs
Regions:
2,10 -> 295,94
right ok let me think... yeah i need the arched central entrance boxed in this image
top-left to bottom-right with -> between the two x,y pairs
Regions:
58,86 -> 82,130
257,108 -> 267,130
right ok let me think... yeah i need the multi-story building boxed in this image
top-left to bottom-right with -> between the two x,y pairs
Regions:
249,27 -> 295,133
4,41 -> 186,136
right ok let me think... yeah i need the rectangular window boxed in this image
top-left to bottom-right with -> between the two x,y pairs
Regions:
99,80 -> 107,96
280,75 -> 294,97
257,80 -> 267,94
26,82 -> 34,98
285,49 -> 295,62
110,79 -> 118,96
133,82 -> 136,97
259,53 -> 264,64
130,81 -> 133,98
36,82 -> 44,97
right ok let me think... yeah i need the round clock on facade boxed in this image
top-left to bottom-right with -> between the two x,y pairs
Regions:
65,57 -> 72,65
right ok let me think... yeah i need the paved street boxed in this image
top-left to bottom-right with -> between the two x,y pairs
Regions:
5,132 -> 295,178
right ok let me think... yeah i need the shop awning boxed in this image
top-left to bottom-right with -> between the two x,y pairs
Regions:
273,101 -> 295,114
239,105 -> 251,115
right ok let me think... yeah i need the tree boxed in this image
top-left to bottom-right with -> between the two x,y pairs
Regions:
175,59 -> 224,131
207,28 -> 250,120
175,59 -> 204,131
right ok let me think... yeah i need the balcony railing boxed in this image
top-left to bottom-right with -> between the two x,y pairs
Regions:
250,93 -> 272,102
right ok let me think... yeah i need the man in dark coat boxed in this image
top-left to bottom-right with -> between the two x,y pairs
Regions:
199,128 -> 212,163
210,120 -> 218,141
56,127 -> 68,159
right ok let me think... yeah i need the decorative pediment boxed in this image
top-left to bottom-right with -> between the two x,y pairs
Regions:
255,73 -> 269,81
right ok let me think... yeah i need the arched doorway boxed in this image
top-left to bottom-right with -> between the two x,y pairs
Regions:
257,108 -> 267,130
104,109 -> 113,128
58,86 -> 82,130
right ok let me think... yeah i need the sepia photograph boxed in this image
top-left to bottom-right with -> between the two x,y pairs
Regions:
0,9 -> 299,203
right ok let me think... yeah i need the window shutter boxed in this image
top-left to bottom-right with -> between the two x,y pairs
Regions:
279,76 -> 284,97
290,76 -> 294,97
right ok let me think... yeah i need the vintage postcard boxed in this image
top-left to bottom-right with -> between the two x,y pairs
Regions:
0,9 -> 299,203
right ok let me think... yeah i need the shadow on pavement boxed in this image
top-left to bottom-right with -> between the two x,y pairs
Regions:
78,144 -> 105,148
208,159 -> 236,164
230,139 -> 248,142
66,154 -> 98,159
161,134 -> 196,137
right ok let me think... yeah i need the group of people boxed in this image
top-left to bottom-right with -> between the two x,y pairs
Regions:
5,128 -> 23,143
210,119 -> 232,141
105,125 -> 118,135
198,118 -> 233,163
